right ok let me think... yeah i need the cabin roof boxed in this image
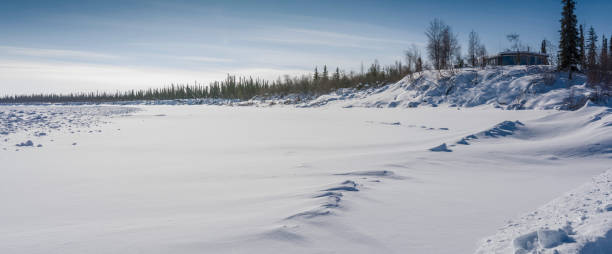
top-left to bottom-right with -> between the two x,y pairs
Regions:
492,51 -> 548,57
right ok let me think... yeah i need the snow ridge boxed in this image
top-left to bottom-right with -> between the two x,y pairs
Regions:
476,170 -> 612,254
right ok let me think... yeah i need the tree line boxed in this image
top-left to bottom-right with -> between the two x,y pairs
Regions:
0,62 -> 410,103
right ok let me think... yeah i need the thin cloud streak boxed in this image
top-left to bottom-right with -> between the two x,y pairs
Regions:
0,46 -> 119,60
249,37 -> 385,50
285,28 -> 412,45
174,56 -> 235,63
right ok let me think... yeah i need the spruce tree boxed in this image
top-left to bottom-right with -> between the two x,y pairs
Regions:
541,40 -> 547,54
322,65 -> 329,80
579,25 -> 586,70
586,27 -> 598,69
558,0 -> 579,79
313,66 -> 319,81
601,35 -> 608,70
610,35 -> 612,71
333,67 -> 340,81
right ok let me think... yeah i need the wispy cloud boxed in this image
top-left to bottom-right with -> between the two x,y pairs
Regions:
174,56 -> 234,63
0,46 -> 118,60
250,37 -> 385,50
285,28 -> 412,45
246,26 -> 420,50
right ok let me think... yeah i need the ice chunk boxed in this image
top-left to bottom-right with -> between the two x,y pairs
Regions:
536,228 -> 571,248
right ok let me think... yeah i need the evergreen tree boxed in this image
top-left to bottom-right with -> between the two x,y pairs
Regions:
601,35 -> 609,70
586,27 -> 598,69
610,34 -> 612,71
333,67 -> 340,81
558,0 -> 579,79
541,39 -> 547,54
579,25 -> 586,70
313,66 -> 319,81
322,65 -> 329,80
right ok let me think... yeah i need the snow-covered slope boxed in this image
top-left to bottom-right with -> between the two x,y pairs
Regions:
303,66 -> 610,110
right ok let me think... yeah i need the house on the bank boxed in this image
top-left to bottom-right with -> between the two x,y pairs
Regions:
486,51 -> 548,66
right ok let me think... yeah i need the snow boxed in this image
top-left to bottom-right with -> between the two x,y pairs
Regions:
1,67 -> 611,253
430,143 -> 452,152
476,170 -> 612,254
301,66 -> 610,110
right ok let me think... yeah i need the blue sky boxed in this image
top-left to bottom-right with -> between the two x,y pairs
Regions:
1,0 -> 611,94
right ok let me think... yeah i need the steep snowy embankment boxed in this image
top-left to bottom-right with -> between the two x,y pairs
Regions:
303,66 -> 610,110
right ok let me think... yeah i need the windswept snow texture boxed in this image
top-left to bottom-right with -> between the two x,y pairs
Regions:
303,66 -> 610,110
476,170 -> 612,254
0,106 -> 137,135
0,106 -> 137,151
1,103 -> 611,254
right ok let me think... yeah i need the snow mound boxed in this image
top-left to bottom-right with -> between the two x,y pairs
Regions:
302,66 -> 609,110
447,120 -> 526,148
476,170 -> 612,254
285,170 -> 404,222
334,170 -> 405,179
430,143 -> 452,152
286,180 -> 359,220
513,229 -> 574,253
481,121 -> 525,138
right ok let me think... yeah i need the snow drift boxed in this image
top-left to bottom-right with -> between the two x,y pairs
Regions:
476,170 -> 612,254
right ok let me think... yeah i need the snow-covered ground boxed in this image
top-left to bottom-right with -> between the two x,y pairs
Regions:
477,169 -> 612,254
302,66 -> 610,110
1,101 -> 611,253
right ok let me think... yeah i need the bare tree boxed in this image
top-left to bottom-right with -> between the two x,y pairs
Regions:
468,30 -> 481,67
426,18 -> 459,70
416,57 -> 423,72
442,26 -> 460,69
477,44 -> 488,67
425,19 -> 445,70
405,44 -> 421,75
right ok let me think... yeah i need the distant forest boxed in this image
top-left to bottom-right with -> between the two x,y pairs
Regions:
1,0 -> 610,104
0,62 -> 410,103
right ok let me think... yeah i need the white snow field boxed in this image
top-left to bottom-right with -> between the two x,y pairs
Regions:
1,66 -> 612,254
1,103 -> 611,254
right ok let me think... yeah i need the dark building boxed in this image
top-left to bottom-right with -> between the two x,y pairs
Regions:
486,51 -> 548,66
